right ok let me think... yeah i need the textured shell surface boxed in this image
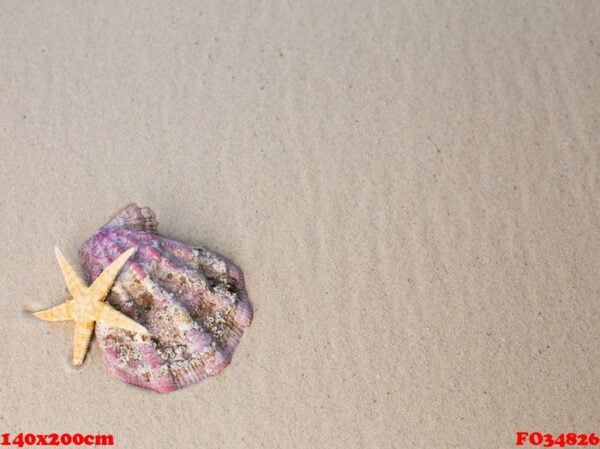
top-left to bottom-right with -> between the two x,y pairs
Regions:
78,204 -> 252,393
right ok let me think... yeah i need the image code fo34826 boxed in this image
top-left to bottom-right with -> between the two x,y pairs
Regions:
516,432 -> 600,447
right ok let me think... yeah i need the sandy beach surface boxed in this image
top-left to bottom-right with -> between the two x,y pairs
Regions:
1,1 -> 599,448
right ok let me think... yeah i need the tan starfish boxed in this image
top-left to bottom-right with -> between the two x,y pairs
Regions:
33,246 -> 148,365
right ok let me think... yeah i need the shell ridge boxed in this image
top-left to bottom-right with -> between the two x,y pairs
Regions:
101,203 -> 158,232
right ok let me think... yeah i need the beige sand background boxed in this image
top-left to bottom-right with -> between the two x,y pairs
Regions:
1,1 -> 599,448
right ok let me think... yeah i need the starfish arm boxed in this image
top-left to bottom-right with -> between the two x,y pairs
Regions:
72,320 -> 94,365
88,247 -> 136,300
96,302 -> 148,335
32,301 -> 73,321
54,247 -> 86,297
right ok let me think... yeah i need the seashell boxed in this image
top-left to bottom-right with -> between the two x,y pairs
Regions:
78,203 -> 252,393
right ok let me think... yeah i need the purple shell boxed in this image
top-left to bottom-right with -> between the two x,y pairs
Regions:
78,204 -> 252,393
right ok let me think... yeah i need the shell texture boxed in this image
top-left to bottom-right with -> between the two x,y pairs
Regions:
78,204 -> 252,393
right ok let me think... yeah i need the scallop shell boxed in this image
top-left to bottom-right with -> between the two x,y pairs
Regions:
78,204 -> 252,393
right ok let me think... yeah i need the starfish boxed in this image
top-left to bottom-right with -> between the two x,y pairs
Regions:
33,246 -> 148,365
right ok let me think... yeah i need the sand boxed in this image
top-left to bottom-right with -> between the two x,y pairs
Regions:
1,1 -> 599,448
